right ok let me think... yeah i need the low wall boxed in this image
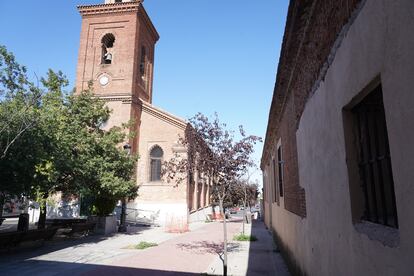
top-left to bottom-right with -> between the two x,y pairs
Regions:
127,201 -> 188,229
189,206 -> 213,223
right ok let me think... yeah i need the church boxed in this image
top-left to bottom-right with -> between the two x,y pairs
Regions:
75,0 -> 212,229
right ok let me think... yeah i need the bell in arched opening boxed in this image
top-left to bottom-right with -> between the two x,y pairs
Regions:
101,33 -> 115,64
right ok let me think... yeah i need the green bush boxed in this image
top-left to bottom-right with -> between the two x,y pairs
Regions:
233,234 -> 258,242
93,196 -> 117,216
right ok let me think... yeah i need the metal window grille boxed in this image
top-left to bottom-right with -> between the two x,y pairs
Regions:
353,85 -> 398,228
262,173 -> 266,203
272,159 -> 278,203
277,146 -> 284,197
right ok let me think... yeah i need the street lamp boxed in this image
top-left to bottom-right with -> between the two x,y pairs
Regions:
118,143 -> 131,233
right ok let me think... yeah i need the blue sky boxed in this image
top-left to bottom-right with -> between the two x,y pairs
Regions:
0,0 -> 289,184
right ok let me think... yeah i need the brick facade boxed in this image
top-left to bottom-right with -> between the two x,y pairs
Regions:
76,1 -> 158,103
262,0 -> 363,218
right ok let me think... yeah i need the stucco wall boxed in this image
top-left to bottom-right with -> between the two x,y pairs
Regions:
267,0 -> 414,274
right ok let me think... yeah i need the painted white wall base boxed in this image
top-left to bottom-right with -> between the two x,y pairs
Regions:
128,202 -> 188,228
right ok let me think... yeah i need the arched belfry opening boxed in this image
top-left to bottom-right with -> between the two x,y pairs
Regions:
101,33 -> 115,64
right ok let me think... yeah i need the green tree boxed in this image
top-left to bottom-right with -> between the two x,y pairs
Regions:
0,45 -> 42,213
33,71 -> 138,227
0,45 -> 41,159
0,46 -> 138,226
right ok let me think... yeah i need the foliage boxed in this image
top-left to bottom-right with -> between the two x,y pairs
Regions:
0,46 -> 138,221
233,234 -> 258,242
0,45 -> 42,159
0,46 -> 43,196
132,241 -> 158,250
92,196 -> 117,217
163,112 -> 261,207
221,180 -> 259,208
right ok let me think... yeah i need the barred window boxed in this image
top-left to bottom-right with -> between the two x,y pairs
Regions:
272,158 -> 278,203
352,85 -> 398,228
277,145 -> 284,197
150,146 -> 163,182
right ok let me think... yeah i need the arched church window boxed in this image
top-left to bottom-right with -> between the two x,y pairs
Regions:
150,145 -> 163,181
101,33 -> 115,65
140,46 -> 146,76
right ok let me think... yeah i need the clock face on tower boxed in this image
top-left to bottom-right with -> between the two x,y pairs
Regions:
99,75 -> 109,86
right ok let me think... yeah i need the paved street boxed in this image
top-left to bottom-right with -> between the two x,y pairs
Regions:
0,219 -> 289,275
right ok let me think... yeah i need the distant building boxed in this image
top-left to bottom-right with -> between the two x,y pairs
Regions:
76,0 -> 211,228
261,0 -> 414,274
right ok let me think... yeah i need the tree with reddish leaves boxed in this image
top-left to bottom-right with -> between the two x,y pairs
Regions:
163,112 -> 261,276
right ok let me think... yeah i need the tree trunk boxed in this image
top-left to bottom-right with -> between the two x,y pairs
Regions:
242,201 -> 246,235
37,193 -> 48,229
242,183 -> 247,235
0,193 -> 4,217
219,198 -> 228,276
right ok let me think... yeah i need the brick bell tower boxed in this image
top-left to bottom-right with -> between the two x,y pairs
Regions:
75,0 -> 159,152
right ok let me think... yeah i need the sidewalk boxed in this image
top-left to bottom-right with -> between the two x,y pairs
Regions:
206,219 -> 290,276
0,219 -> 290,275
83,220 -> 242,275
0,222 -> 205,275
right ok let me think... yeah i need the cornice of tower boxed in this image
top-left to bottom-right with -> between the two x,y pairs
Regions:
77,1 -> 159,42
77,1 -> 142,17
